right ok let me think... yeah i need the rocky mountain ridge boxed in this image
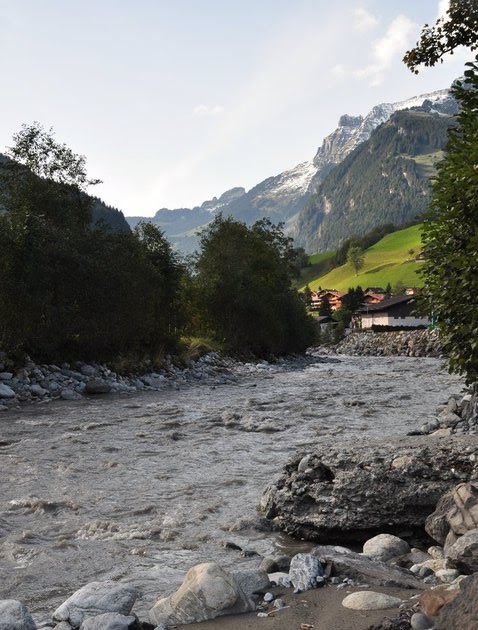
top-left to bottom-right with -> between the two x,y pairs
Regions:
126,85 -> 457,254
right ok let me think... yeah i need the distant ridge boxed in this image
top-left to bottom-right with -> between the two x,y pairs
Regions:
126,85 -> 458,254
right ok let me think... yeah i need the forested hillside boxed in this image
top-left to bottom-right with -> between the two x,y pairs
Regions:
294,110 -> 454,253
0,152 -> 130,232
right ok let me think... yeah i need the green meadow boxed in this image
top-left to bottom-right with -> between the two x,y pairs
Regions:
301,224 -> 424,292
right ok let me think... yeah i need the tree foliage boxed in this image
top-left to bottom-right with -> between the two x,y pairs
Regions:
420,59 -> 478,384
403,0 -> 478,72
347,245 -> 365,275
0,125 -> 184,363
193,215 -> 317,356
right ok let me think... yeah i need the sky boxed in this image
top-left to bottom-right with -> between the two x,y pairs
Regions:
0,0 -> 471,216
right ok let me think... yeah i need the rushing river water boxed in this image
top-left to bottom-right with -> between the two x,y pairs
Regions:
0,353 -> 463,624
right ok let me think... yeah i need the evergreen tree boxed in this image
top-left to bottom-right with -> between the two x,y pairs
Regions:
319,295 -> 332,317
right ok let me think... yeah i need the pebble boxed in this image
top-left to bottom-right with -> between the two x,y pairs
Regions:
263,592 -> 274,602
410,612 -> 434,629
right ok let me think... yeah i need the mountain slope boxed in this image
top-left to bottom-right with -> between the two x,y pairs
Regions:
307,88 -> 457,193
293,109 -> 455,253
127,86 -> 457,254
303,224 -> 424,292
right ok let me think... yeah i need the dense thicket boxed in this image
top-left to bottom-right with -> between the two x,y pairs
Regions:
0,125 -> 184,363
0,125 -> 315,363
192,215 -> 317,356
295,110 -> 454,253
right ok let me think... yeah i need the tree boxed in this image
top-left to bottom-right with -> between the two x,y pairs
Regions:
0,124 -> 185,363
193,215 -> 317,356
393,280 -> 406,296
347,246 -> 365,275
419,61 -> 478,383
404,5 -> 478,384
319,295 -> 332,317
403,0 -> 478,72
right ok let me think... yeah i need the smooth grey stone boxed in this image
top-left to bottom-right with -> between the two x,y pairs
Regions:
0,384 -> 15,398
53,581 -> 137,628
0,600 -> 36,630
410,612 -> 434,629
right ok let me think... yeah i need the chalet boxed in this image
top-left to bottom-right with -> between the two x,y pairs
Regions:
363,292 -> 386,305
310,289 -> 346,311
354,295 -> 430,329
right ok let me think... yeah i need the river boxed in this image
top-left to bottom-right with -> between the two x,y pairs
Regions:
0,352 -> 462,624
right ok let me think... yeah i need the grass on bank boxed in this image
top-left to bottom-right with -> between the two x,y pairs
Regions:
302,224 -> 424,292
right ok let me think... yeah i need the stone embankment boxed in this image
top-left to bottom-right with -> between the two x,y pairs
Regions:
329,330 -> 445,358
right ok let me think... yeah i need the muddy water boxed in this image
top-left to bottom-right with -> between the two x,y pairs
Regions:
0,353 -> 462,623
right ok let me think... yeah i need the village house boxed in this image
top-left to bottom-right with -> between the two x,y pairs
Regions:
353,294 -> 430,329
310,289 -> 346,311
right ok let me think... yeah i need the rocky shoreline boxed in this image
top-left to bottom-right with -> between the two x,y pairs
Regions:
0,352 -> 317,409
2,332 -> 477,630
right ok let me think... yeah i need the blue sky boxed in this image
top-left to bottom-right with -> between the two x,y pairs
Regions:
0,0 -> 470,216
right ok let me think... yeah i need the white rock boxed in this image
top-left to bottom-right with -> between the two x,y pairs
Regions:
53,581 -> 137,628
79,612 -> 137,629
435,568 -> 460,583
362,533 -> 410,562
149,562 -> 242,626
342,591 -> 402,610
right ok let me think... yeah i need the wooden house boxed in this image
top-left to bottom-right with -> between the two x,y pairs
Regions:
310,289 -> 346,311
354,295 -> 430,329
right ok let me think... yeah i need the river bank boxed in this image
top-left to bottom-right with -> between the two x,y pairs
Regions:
0,330 -> 447,410
0,348 -> 464,628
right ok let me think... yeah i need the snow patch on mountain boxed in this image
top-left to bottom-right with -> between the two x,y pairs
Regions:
257,161 -> 317,199
308,87 -> 457,194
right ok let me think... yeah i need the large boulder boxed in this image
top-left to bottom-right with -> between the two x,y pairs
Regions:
260,436 -> 478,543
149,562 -> 269,626
435,573 -> 478,630
445,528 -> 478,573
79,613 -> 138,629
311,546 -> 421,588
0,600 -> 36,630
53,581 -> 137,628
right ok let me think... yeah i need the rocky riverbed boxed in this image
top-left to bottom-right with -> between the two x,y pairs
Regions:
0,347 -> 464,627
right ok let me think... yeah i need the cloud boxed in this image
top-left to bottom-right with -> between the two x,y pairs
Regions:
192,104 -> 225,116
331,64 -> 346,78
355,14 -> 418,86
436,0 -> 450,20
353,7 -> 379,33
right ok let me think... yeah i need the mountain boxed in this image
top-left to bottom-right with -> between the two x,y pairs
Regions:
126,161 -> 316,253
126,85 -> 458,254
307,88 -> 457,193
293,108 -> 456,253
